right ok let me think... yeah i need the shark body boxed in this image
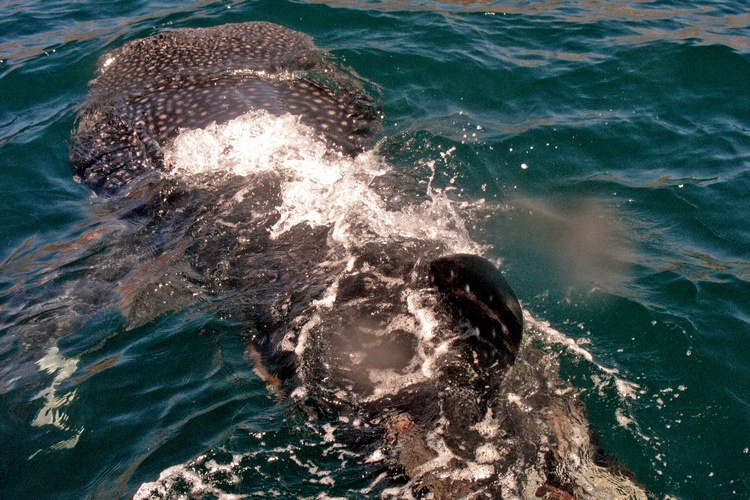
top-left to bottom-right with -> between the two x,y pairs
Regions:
64,22 -> 645,498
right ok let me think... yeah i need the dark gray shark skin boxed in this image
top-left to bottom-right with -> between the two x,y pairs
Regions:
65,22 -> 645,499
72,22 -> 381,194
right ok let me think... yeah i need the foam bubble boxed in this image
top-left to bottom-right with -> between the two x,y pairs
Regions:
525,311 -> 642,402
135,458 -> 245,500
475,443 -> 501,463
165,110 -> 482,255
471,408 -> 499,439
367,368 -> 427,399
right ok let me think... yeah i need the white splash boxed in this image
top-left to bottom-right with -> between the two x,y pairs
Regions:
135,460 -> 245,500
525,311 -> 642,402
164,109 -> 482,254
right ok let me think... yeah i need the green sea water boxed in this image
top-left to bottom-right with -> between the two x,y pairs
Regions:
1,0 -> 748,498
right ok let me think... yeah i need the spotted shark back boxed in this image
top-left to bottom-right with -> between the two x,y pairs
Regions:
71,22 -> 382,194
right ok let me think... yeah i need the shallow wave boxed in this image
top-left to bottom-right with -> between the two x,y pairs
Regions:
0,0 -> 224,64
307,0 -> 750,52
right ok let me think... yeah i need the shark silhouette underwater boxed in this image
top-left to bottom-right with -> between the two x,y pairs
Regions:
68,22 -> 647,498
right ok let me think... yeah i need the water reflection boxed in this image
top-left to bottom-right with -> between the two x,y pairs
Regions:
28,346 -> 83,459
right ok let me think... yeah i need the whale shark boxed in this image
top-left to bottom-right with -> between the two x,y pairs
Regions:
64,22 -> 647,498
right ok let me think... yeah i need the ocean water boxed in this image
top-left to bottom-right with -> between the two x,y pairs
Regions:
1,0 -> 749,498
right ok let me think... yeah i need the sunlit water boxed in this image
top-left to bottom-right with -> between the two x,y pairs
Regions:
1,1 -> 748,498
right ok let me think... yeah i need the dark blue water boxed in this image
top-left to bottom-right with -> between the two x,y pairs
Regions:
1,1 -> 748,498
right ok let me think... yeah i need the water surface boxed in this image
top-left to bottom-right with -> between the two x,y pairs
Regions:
1,0 -> 749,498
